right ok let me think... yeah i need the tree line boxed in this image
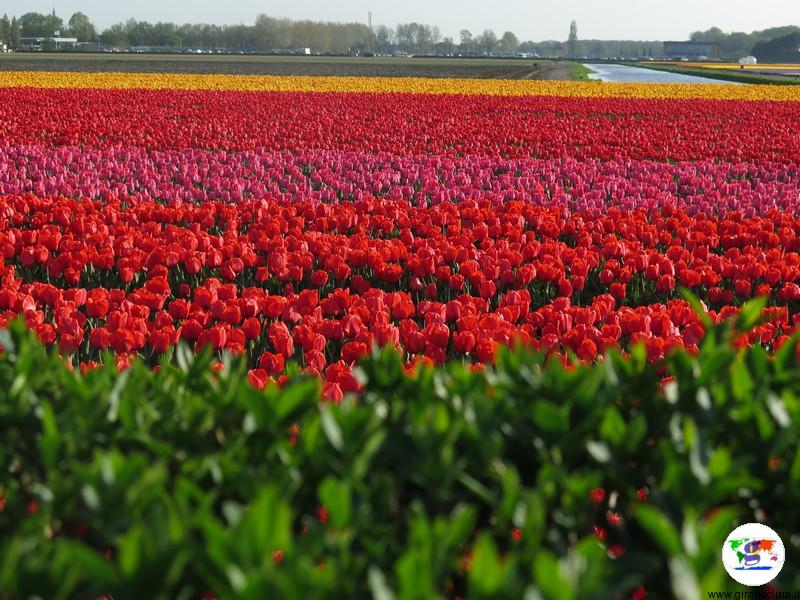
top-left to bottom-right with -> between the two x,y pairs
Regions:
1,11 -> 798,60
0,12 -> 522,55
690,25 -> 800,60
751,32 -> 800,63
0,12 -> 669,58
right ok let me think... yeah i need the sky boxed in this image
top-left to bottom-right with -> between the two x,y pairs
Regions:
1,0 -> 796,41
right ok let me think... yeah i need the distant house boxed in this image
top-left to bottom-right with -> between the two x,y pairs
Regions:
19,37 -> 78,51
663,41 -> 716,60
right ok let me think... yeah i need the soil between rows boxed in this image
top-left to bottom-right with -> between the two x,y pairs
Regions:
0,53 -> 578,79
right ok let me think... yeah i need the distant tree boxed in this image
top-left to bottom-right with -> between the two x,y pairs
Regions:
587,40 -> 609,58
752,32 -> 800,63
19,12 -> 63,37
0,14 -> 9,43
431,26 -> 442,47
68,12 -> 95,42
477,29 -> 497,53
122,19 -> 150,46
374,25 -> 393,53
10,16 -> 20,48
254,14 -> 291,51
687,25 -> 800,60
690,27 -> 724,44
415,24 -> 432,51
721,32 -> 753,58
435,37 -> 456,55
499,31 -> 519,53
567,20 -> 578,57
99,23 -> 128,47
459,29 -> 473,52
395,23 -> 415,52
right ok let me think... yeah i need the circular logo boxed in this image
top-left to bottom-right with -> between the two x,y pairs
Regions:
722,523 -> 784,586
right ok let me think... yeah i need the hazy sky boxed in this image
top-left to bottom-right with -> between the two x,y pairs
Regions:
1,0 -> 797,41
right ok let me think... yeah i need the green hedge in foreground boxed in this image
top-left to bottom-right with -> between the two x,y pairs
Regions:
1,298 -> 799,599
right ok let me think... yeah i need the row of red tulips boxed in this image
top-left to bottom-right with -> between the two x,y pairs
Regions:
2,88 -> 800,163
1,147 -> 799,216
2,194 -> 800,385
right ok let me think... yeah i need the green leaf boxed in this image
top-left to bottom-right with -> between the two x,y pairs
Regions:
708,447 -> 732,478
531,400 -> 568,433
586,440 -> 611,463
730,357 -> 753,402
445,504 -> 477,549
469,533 -> 506,595
766,392 -> 791,428
175,342 -> 193,374
670,556 -> 700,600
458,473 -> 494,505
320,404 -> 344,451
118,524 -> 144,577
625,414 -> 648,453
499,465 -> 521,524
532,551 -> 572,600
599,405 -> 626,446
352,428 -> 387,480
368,566 -> 396,600
55,540 -> 118,585
38,401 -> 60,470
633,505 -> 682,557
735,296 -> 768,332
235,486 -> 293,563
274,377 -> 318,421
319,477 -> 351,529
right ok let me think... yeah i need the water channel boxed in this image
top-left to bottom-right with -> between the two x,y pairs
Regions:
584,63 -> 741,84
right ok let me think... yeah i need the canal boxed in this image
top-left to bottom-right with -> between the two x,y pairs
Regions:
584,63 -> 741,84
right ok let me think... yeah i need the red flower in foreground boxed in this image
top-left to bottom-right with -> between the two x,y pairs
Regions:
589,488 -> 606,504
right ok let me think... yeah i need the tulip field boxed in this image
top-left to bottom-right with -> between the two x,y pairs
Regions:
0,74 -> 799,386
2,70 -> 800,598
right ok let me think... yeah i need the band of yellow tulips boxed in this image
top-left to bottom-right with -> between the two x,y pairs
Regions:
1,71 -> 799,101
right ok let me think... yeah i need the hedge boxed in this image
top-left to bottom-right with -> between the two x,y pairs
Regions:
1,297 -> 799,599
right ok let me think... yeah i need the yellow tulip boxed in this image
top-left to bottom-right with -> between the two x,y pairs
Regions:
1,71 -> 799,102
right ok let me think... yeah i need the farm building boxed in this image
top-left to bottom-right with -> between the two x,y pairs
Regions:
19,37 -> 78,51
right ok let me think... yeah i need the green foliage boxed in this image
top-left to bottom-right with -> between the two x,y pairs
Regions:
1,299 -> 800,598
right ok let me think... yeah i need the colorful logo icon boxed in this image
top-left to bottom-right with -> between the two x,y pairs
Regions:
722,523 -> 784,586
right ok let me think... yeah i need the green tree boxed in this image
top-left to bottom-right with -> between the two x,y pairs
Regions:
254,14 -> 291,51
98,23 -> 128,48
499,31 -> 519,53
0,14 -> 10,44
9,16 -> 20,48
459,29 -> 473,52
395,23 -> 416,53
435,37 -> 456,55
752,32 -> 800,63
374,25 -> 393,53
19,12 -> 63,37
477,29 -> 498,53
68,12 -> 95,42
